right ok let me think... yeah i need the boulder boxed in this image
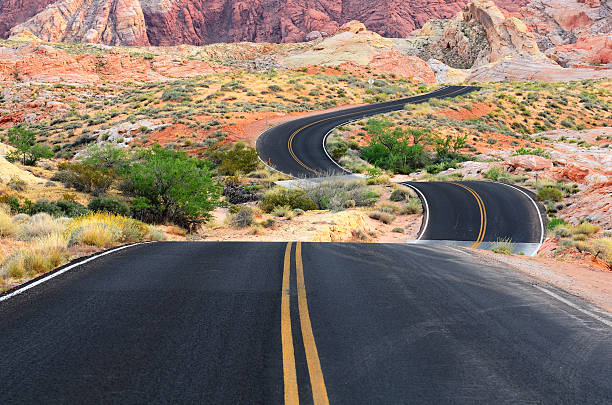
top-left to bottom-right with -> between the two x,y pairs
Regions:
507,155 -> 553,171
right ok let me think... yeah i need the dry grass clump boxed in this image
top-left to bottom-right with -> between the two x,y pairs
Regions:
64,212 -> 152,247
271,205 -> 295,219
369,210 -> 396,224
573,222 -> 601,237
17,213 -> 67,241
2,233 -> 69,278
593,238 -> 612,267
0,206 -> 17,238
491,237 -> 514,255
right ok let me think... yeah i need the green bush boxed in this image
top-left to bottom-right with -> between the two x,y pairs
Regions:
29,199 -> 88,217
546,217 -> 568,230
88,197 -> 131,217
260,187 -> 317,213
216,142 -> 260,175
390,189 -> 407,202
53,162 -> 117,195
483,166 -> 503,181
536,187 -> 564,202
121,145 -> 222,230
6,126 -> 53,166
305,180 -> 379,211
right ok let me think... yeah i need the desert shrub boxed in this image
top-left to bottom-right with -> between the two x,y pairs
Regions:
390,189 -> 407,202
121,145 -> 221,230
88,197 -> 130,217
0,207 -> 17,237
230,206 -> 254,228
369,210 -> 395,224
546,217 -> 568,230
491,238 -> 514,255
536,187 -> 563,202
17,213 -> 66,241
64,212 -> 150,247
271,205 -> 295,219
216,142 -> 260,176
223,184 -> 262,204
5,126 -> 53,166
573,222 -> 600,236
553,227 -> 572,238
260,187 -> 317,213
305,179 -> 379,211
53,162 -> 116,195
80,144 -> 130,171
402,198 -> 423,215
593,239 -> 612,267
483,166 -> 503,181
29,199 -> 88,217
32,233 -> 69,268
392,227 -> 405,233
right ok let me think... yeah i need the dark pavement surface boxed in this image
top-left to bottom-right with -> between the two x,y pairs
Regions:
2,242 -> 611,403
257,86 -> 477,178
404,181 -> 545,244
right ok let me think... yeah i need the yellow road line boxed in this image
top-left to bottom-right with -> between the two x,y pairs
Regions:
281,242 -> 299,404
286,87 -> 469,174
451,183 -> 487,248
295,242 -> 329,405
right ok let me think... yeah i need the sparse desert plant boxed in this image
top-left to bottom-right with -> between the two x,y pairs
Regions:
390,189 -> 407,202
369,210 -> 395,224
17,213 -> 65,241
401,198 -> 423,215
573,222 -> 600,236
553,227 -> 572,238
483,166 -> 503,181
392,227 -> 405,233
305,179 -> 379,211
64,212 -> 149,247
546,217 -> 568,230
271,205 -> 295,219
88,197 -> 130,217
536,187 -> 564,202
230,206 -> 254,228
593,238 -> 612,267
491,237 -> 514,255
261,187 -> 317,213
0,207 -> 17,237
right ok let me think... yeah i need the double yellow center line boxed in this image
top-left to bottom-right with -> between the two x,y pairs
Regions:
450,183 -> 487,248
281,242 -> 329,405
287,87 -> 470,175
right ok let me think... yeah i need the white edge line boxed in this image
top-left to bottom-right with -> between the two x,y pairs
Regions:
496,182 -> 545,255
534,285 -> 612,328
402,183 -> 430,241
0,242 -> 147,303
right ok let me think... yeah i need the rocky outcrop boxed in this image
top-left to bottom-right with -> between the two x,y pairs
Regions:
2,0 -> 527,45
507,155 -> 553,171
10,0 -> 149,45
394,0 -> 549,69
463,0 -> 547,63
466,56 -> 612,82
0,43 -> 227,83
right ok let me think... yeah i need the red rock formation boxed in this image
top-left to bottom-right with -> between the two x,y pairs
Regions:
2,0 -> 528,45
0,0 -> 57,39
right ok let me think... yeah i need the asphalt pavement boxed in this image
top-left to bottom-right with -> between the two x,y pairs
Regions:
1,242 -> 611,403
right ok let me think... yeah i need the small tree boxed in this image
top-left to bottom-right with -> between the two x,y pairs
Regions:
217,142 -> 260,175
122,145 -> 221,230
6,126 -> 53,166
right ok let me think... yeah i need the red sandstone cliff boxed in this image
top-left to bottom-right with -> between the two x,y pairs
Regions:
1,0 -> 524,45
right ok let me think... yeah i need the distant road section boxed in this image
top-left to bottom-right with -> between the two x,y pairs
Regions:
257,85 -> 478,178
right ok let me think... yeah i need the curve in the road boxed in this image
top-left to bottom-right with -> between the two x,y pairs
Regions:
403,181 -> 546,255
257,85 -> 478,178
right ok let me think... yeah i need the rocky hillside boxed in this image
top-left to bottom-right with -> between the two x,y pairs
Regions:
1,0 -> 528,45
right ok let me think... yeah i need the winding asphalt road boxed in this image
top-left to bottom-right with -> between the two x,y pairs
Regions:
258,85 -> 545,252
257,85 -> 477,177
1,242 -> 611,403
